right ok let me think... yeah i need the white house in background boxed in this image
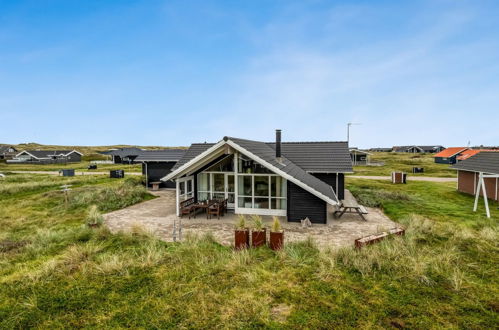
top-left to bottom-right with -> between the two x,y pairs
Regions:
10,150 -> 83,163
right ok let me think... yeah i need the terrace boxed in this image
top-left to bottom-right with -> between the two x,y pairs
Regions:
104,190 -> 396,249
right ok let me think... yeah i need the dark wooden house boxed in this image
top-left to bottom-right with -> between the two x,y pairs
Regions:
162,130 -> 353,224
0,145 -> 18,160
434,147 -> 468,164
10,150 -> 82,164
101,148 -> 144,164
135,149 -> 186,188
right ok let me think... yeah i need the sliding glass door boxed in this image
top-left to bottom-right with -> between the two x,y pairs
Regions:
197,172 -> 235,208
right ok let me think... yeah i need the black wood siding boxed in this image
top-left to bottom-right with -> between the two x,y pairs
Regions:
66,153 -> 81,163
311,173 -> 345,200
144,162 -> 176,188
287,182 -> 327,224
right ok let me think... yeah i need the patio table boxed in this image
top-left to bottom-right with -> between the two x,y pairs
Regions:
192,200 -> 216,219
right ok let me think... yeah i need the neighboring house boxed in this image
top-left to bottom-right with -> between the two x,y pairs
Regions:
101,148 -> 144,164
457,149 -> 498,162
135,149 -> 186,188
0,145 -> 18,160
434,147 -> 469,164
452,152 -> 499,201
392,145 -> 445,153
162,130 -> 353,224
9,150 -> 83,163
369,147 -> 392,152
349,148 -> 372,165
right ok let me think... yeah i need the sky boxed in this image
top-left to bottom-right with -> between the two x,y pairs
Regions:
0,0 -> 498,148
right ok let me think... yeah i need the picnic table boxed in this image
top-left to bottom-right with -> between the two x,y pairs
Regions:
333,199 -> 368,221
192,200 -> 216,219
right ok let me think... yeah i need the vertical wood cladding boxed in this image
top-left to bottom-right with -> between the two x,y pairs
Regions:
311,173 -> 345,200
287,182 -> 327,224
145,162 -> 176,188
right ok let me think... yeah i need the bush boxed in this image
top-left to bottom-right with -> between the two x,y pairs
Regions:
68,179 -> 149,212
349,187 -> 413,208
86,205 -> 104,227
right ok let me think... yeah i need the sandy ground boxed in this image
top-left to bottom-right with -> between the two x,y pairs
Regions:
349,175 -> 456,182
104,190 -> 398,249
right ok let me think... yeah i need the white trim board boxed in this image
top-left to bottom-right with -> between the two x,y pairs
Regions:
163,138 -> 339,206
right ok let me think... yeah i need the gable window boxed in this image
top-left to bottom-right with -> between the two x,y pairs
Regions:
238,155 -> 272,174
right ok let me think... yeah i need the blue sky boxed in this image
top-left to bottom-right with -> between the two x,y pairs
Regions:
0,0 -> 498,148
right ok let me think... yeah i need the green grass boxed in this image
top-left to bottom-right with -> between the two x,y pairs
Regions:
351,152 -> 457,177
0,160 -> 142,173
348,178 -> 498,228
0,174 -> 497,328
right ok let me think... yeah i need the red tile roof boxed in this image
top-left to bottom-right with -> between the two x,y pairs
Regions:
434,147 -> 468,158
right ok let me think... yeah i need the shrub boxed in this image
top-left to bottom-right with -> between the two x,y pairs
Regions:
350,188 -> 413,208
68,179 -> 149,212
86,205 -> 103,227
250,215 -> 264,231
236,215 -> 247,230
271,216 -> 282,232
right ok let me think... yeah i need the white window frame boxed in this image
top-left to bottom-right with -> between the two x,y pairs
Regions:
235,173 -> 287,216
176,175 -> 194,216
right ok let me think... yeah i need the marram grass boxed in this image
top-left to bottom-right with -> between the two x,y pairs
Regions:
0,174 -> 497,328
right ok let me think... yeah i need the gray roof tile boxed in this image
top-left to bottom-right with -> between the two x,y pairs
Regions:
226,137 -> 339,203
452,152 -> 499,175
135,149 -> 186,162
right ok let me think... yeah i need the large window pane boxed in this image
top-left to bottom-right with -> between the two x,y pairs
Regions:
254,197 -> 270,209
213,173 -> 225,192
212,192 -> 225,201
238,176 -> 252,196
254,176 -> 269,196
271,198 -> 286,210
180,182 -> 185,195
198,173 -> 210,191
238,197 -> 252,208
198,192 -> 209,201
206,154 -> 234,172
227,175 -> 235,192
271,176 -> 286,197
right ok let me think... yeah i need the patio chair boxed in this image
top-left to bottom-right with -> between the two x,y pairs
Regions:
208,202 -> 223,219
180,197 -> 196,219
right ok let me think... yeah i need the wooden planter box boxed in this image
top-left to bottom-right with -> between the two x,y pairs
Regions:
269,231 -> 284,250
251,229 -> 267,247
234,229 -> 250,250
355,227 -> 405,249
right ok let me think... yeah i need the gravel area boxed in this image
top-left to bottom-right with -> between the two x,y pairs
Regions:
104,190 -> 398,249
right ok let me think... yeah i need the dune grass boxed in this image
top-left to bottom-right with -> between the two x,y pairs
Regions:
351,152 -> 457,177
0,160 -> 142,173
0,174 -> 497,328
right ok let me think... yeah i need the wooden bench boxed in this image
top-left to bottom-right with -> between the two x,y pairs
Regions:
180,197 -> 196,218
